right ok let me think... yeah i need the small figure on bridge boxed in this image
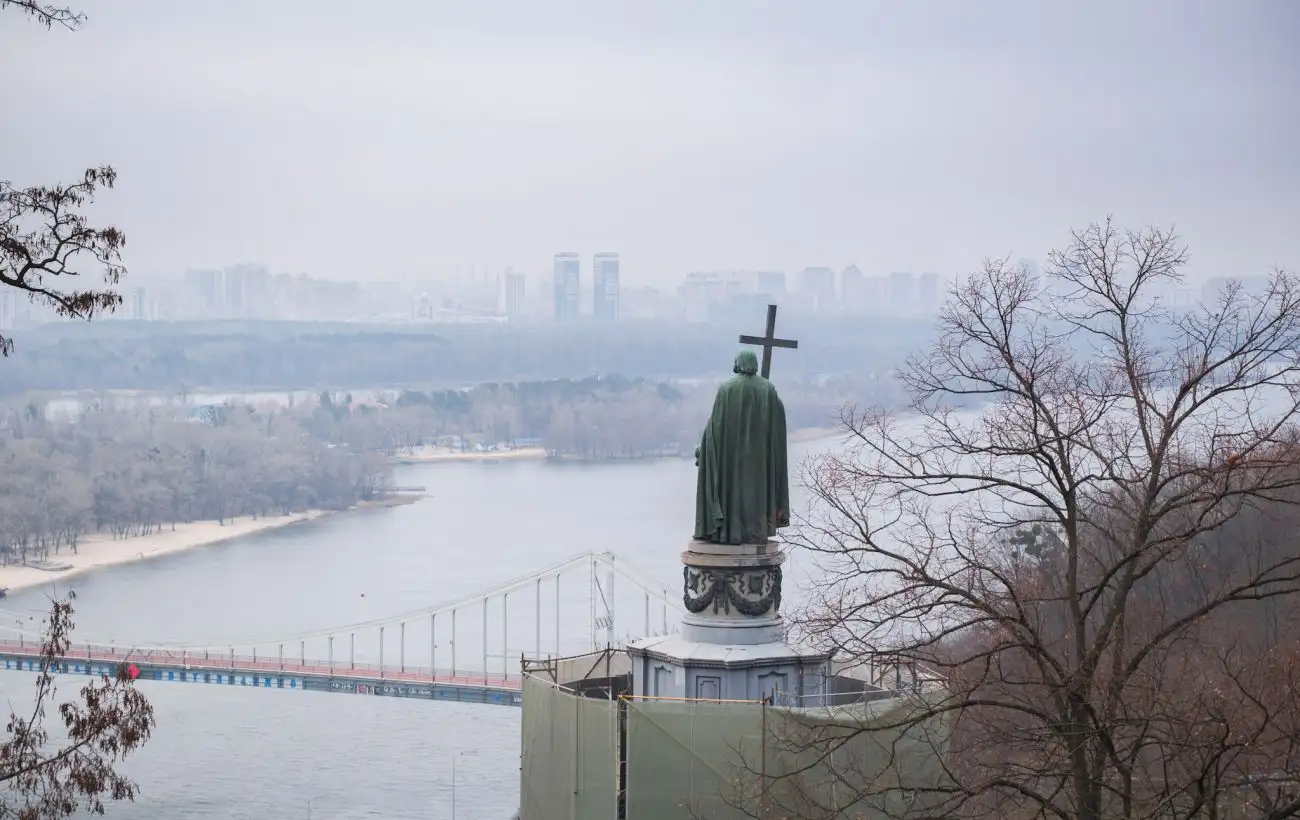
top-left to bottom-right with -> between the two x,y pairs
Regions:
693,348 -> 791,545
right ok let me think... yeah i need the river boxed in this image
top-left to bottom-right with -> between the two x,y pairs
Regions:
0,439 -> 841,820
8,375 -> 1294,819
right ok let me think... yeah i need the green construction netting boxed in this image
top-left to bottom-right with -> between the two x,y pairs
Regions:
625,696 -> 763,819
520,674 -> 951,820
520,674 -> 618,820
756,700 -> 954,819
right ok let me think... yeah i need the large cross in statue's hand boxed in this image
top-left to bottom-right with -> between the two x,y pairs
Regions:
739,304 -> 798,379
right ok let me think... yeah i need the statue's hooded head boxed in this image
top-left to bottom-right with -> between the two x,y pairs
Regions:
733,350 -> 759,376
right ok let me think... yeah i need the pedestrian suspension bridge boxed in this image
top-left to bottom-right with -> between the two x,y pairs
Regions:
0,551 -> 681,708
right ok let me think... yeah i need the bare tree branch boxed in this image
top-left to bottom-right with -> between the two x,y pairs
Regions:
760,220 -> 1300,819
1,1 -> 123,357
0,0 -> 83,30
0,599 -> 156,819
0,168 -> 127,356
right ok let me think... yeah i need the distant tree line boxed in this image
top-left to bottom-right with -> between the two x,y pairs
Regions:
0,315 -> 938,396
299,373 -> 898,459
0,403 -> 390,565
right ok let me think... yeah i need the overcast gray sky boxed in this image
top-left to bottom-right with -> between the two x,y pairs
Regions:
4,0 -> 1297,283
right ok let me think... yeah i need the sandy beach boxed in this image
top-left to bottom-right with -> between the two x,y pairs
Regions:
392,446 -> 549,464
0,512 -> 329,594
0,497 -> 418,595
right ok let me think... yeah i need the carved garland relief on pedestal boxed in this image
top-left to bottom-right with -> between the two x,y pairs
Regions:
682,566 -> 782,617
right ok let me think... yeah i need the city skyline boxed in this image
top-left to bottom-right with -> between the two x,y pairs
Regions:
1,255 -> 1244,332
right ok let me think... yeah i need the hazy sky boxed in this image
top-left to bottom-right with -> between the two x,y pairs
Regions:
4,0 -> 1297,283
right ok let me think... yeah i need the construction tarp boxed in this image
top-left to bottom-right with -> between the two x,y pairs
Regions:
519,674 -> 618,820
520,674 -> 951,820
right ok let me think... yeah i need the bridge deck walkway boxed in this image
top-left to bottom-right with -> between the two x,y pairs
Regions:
0,640 -> 523,707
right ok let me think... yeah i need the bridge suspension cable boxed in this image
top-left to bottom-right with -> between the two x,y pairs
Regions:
0,550 -> 680,652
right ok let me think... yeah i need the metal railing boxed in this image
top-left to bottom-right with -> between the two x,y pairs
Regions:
0,640 -> 521,690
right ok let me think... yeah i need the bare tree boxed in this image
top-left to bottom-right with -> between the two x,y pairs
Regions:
779,220 -> 1300,819
0,599 -> 155,818
0,2 -> 125,356
0,1 -> 82,29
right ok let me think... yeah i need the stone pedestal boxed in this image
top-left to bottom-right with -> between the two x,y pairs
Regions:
679,539 -> 784,645
627,538 -> 831,704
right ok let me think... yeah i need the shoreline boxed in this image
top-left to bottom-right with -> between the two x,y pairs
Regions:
0,495 -> 419,595
391,426 -> 847,465
392,446 -> 549,464
788,425 -> 845,443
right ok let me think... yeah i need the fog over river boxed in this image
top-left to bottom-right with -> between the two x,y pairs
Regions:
0,438 -> 840,819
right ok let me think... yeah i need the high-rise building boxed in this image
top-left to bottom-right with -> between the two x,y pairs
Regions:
800,267 -> 837,313
223,263 -> 272,319
185,268 -> 223,316
224,265 -> 245,317
592,252 -> 620,321
755,271 -> 786,298
553,253 -> 580,322
889,271 -> 915,310
841,265 -> 865,312
128,286 -> 149,320
498,270 -> 526,317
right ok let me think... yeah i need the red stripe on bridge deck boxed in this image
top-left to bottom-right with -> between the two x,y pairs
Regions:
0,640 -> 521,691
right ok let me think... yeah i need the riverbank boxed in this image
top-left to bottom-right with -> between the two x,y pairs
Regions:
0,496 -> 419,594
789,424 -> 846,443
392,446 -> 549,464
391,426 -> 847,466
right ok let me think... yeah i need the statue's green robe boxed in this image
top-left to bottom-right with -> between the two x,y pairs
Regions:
694,350 -> 791,545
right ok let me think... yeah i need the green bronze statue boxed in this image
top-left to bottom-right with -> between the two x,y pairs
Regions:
693,349 -> 791,545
